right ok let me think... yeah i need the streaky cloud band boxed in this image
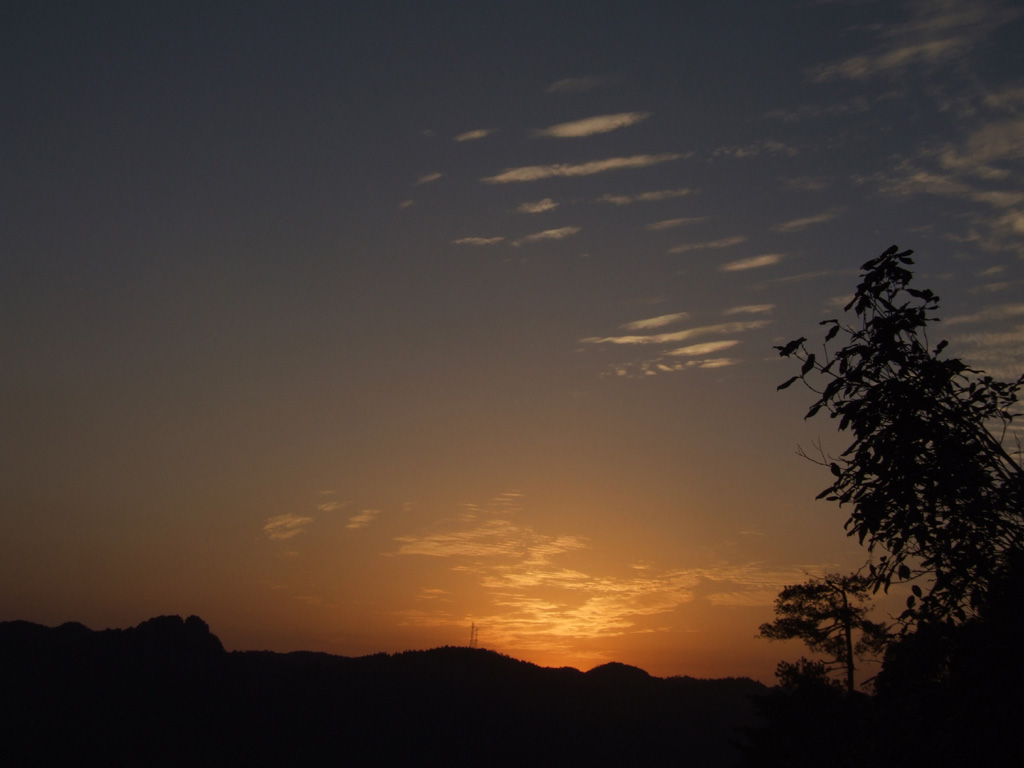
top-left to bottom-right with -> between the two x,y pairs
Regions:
483,154 -> 682,184
535,112 -> 651,138
582,320 -> 768,345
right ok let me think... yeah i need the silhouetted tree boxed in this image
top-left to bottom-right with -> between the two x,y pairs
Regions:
738,658 -> 876,768
759,573 -> 887,693
871,548 -> 1024,767
758,246 -> 1024,766
772,657 -> 841,692
776,245 -> 1024,627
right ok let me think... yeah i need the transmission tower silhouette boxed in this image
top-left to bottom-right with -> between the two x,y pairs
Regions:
468,622 -> 478,649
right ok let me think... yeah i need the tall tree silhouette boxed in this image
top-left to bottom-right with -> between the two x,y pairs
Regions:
776,245 -> 1024,627
759,573 -> 887,693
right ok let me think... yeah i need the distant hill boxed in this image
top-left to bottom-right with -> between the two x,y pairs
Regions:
0,616 -> 766,766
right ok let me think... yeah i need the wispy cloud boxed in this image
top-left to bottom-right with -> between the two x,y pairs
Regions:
808,2 -> 1022,82
763,97 -> 870,123
812,38 -> 970,82
392,496 -> 823,653
621,312 -> 690,331
985,85 -> 1024,109
512,226 -> 581,246
534,112 -> 651,138
669,236 -> 746,254
483,154 -> 682,184
455,128 -> 495,142
545,76 -> 608,93
517,198 -> 559,214
993,209 -> 1024,240
724,304 -> 774,315
475,571 -> 699,634
694,358 -> 738,369
407,553 -> 819,641
582,320 -> 768,346
772,210 -> 840,233
870,139 -> 1024,255
973,190 -> 1024,208
721,254 -> 782,271
705,590 -> 783,607
952,324 -> 1024,380
780,176 -> 831,191
263,513 -> 314,541
394,517 -> 581,560
873,167 -> 972,200
453,236 -> 505,246
713,140 -> 797,159
770,270 -> 835,284
938,118 -> 1024,179
599,188 -> 693,205
416,588 -> 452,602
945,302 -> 1024,325
415,172 -> 443,185
666,340 -> 740,356
347,510 -> 380,530
646,217 -> 709,231
607,357 -> 742,378
970,282 -> 1011,294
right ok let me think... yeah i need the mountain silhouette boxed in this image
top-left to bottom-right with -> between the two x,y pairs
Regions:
1,616 -> 765,766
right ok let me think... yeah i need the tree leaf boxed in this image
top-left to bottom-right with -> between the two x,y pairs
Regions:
775,337 -> 807,357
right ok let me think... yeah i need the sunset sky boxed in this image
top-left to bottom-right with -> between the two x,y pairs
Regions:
3,0 -> 1023,682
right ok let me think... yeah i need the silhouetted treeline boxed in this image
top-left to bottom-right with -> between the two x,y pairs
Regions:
1,616 -> 765,766
738,552 -> 1024,768
753,248 -> 1024,768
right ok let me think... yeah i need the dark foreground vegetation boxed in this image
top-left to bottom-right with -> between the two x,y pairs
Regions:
741,247 -> 1024,768
739,556 -> 1024,767
0,615 -> 765,767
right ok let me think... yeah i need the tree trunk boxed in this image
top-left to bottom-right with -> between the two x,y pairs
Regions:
841,587 -> 855,694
